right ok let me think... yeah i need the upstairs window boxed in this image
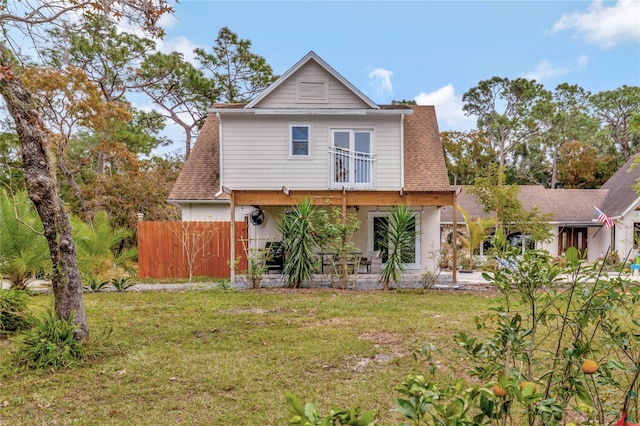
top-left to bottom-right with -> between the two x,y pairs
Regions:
290,125 -> 310,157
330,128 -> 374,187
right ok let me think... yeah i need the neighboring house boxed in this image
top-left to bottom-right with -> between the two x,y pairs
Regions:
440,155 -> 640,263
168,51 -> 457,279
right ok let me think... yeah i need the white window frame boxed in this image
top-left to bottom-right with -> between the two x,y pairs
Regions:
289,124 -> 311,158
329,128 -> 375,188
367,210 -> 421,270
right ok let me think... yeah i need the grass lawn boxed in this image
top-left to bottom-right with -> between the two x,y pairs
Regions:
0,288 -> 498,425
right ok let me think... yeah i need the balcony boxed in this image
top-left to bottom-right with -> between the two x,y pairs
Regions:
328,146 -> 376,189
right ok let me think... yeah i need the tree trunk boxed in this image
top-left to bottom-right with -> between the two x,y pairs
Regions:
0,45 -> 88,340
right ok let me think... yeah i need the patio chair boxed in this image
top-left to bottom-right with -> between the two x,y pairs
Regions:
265,241 -> 285,274
365,251 -> 382,274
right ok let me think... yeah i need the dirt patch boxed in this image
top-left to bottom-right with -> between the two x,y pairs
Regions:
349,331 -> 409,373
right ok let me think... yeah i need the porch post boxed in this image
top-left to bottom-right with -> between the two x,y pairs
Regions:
341,189 -> 347,225
230,190 -> 236,284
452,192 -> 458,284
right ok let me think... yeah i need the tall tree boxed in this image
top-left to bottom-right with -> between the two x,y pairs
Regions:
46,16 -> 163,174
194,26 -> 277,103
0,0 -> 172,340
556,140 -> 617,189
590,85 -> 640,162
441,130 -> 496,185
530,83 -> 598,189
135,51 -> 214,158
462,77 -> 545,169
21,65 -> 131,218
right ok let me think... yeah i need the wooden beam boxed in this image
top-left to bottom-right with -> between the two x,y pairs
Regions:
452,191 -> 458,284
231,189 -> 455,207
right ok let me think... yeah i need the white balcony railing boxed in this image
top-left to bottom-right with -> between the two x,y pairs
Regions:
328,146 -> 376,189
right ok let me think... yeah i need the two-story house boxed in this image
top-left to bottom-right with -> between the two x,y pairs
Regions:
168,51 -> 457,280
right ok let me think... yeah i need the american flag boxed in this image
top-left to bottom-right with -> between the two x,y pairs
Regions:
594,207 -> 614,229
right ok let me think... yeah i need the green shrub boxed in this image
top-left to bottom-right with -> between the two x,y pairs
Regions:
285,393 -> 376,426
0,289 -> 33,334
15,309 -> 87,369
82,274 -> 111,292
110,277 -> 135,292
0,189 -> 50,289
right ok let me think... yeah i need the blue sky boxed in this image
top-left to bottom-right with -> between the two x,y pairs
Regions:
150,0 -> 640,153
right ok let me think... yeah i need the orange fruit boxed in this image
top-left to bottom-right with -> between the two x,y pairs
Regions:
520,381 -> 534,391
492,384 -> 507,397
582,359 -> 598,375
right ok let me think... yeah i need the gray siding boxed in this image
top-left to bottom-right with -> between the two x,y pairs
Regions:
221,115 -> 403,190
255,61 -> 370,109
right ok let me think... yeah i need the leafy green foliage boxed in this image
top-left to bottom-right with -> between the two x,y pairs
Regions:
0,189 -> 50,289
286,393 -> 376,426
468,165 -> 552,252
315,207 -> 361,288
590,85 -> 640,161
458,205 -> 495,268
0,290 -> 33,335
463,76 -> 547,169
15,310 -> 86,369
72,211 -> 136,281
278,199 -> 323,288
442,130 -> 497,185
377,205 -> 417,290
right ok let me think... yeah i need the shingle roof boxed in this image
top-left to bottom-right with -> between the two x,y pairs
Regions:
601,154 -> 640,216
168,104 -> 453,201
403,105 -> 452,192
167,112 -> 221,201
440,185 -> 609,224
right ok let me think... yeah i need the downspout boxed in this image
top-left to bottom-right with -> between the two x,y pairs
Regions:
400,114 -> 405,189
217,112 -> 224,194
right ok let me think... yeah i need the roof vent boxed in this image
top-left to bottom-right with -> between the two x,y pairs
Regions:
297,79 -> 328,103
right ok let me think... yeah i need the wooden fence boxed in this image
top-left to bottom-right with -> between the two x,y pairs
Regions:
137,221 -> 248,279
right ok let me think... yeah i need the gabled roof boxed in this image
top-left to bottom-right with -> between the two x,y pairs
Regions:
168,104 -> 451,202
601,154 -> 640,217
245,51 -> 379,110
440,185 -> 609,224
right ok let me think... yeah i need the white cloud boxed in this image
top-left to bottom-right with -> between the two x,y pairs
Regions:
414,84 -> 475,130
521,56 -> 589,82
552,0 -> 640,48
368,68 -> 393,99
157,36 -> 201,64
158,13 -> 178,30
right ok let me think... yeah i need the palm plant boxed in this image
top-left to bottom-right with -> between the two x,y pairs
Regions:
458,206 -> 496,270
0,189 -> 50,289
378,205 -> 417,290
277,199 -> 323,289
72,211 -> 137,281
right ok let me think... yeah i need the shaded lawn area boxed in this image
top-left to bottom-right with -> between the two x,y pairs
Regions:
0,289 -> 497,425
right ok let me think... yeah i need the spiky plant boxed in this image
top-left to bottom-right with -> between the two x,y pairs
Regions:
377,205 -> 417,290
277,199 -> 322,289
